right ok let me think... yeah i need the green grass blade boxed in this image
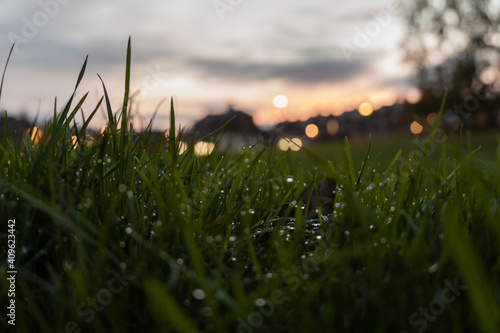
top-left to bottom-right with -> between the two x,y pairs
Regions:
343,136 -> 356,188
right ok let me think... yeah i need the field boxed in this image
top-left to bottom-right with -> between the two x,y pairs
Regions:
1,42 -> 500,333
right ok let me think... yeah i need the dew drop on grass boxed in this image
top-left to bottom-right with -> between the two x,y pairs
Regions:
119,241 -> 125,248
177,258 -> 184,265
201,307 -> 213,317
125,227 -> 132,234
286,176 -> 294,183
254,298 -> 266,307
193,289 -> 206,300
428,262 -> 439,273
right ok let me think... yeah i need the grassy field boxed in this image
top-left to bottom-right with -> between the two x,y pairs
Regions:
1,41 -> 500,333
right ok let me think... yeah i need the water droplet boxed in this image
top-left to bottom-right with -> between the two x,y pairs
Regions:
254,298 -> 266,306
192,289 -> 206,300
201,306 -> 213,317
428,262 -> 439,273
125,227 -> 132,234
286,176 -> 294,183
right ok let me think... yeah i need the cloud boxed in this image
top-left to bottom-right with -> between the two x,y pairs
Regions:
185,56 -> 367,84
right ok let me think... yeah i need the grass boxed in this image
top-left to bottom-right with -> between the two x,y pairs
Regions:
1,40 -> 500,333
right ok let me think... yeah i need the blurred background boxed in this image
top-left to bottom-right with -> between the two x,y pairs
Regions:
0,0 -> 499,144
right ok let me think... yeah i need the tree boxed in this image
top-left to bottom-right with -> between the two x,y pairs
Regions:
402,0 -> 500,126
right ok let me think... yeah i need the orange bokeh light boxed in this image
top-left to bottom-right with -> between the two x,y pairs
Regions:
410,121 -> 423,135
358,102 -> 374,116
305,124 -> 319,138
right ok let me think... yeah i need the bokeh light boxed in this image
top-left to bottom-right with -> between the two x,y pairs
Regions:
427,112 -> 437,125
358,102 -> 374,116
305,124 -> 319,138
410,121 -> 423,134
177,141 -> 188,155
326,119 -> 339,135
406,88 -> 422,104
29,126 -> 43,146
289,138 -> 302,151
194,141 -> 215,156
71,135 -> 78,148
278,137 -> 302,151
273,95 -> 288,108
278,138 -> 289,151
100,124 -> 108,135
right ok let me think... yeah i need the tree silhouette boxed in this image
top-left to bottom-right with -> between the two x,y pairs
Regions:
402,0 -> 500,125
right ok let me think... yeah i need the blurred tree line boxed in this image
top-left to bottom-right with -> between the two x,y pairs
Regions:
402,0 -> 500,128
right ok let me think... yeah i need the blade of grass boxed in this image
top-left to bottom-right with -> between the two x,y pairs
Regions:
0,43 -> 15,107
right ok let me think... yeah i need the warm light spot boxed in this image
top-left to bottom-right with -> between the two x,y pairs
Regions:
278,138 -> 290,151
305,124 -> 319,138
427,113 -> 437,125
194,141 -> 215,156
71,135 -> 78,148
84,135 -> 95,147
480,66 -> 499,85
164,129 -> 178,138
289,138 -> 302,151
326,119 -> 339,135
406,88 -> 422,104
358,102 -> 374,116
177,141 -> 188,155
100,124 -> 108,135
273,95 -> 288,108
29,126 -> 43,146
410,121 -> 423,135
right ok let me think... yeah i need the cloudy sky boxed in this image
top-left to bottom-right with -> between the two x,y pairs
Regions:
0,0 -> 416,130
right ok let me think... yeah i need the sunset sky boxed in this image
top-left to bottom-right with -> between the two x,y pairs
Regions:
0,0 -> 418,130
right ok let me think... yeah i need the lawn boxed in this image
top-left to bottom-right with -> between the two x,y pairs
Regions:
1,40 -> 500,333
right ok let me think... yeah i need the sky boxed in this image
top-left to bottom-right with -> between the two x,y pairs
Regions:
0,0 -> 418,130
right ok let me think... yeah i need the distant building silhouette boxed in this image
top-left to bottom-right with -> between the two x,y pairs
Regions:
186,106 -> 263,147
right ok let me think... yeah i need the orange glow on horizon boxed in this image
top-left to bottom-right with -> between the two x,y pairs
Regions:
252,87 -> 400,126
